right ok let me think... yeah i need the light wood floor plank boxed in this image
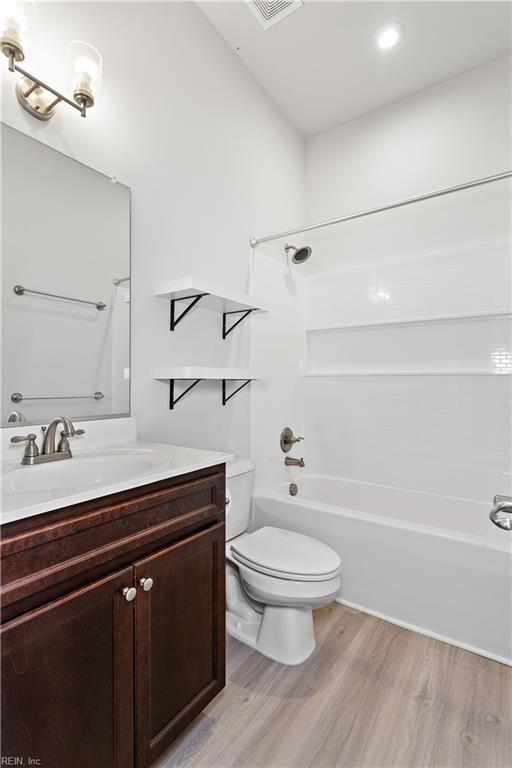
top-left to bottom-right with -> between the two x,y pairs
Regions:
154,604 -> 512,768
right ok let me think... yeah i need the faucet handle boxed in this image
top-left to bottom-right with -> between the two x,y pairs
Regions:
10,433 -> 39,460
10,433 -> 37,444
280,427 -> 305,453
61,428 -> 85,437
58,428 -> 85,453
490,495 -> 512,530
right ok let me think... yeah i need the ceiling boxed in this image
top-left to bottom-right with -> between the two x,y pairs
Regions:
198,1 -> 511,137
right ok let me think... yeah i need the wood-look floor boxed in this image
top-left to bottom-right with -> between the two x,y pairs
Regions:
155,603 -> 512,768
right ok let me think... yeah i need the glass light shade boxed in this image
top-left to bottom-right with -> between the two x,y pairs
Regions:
68,40 -> 102,107
0,1 -> 36,60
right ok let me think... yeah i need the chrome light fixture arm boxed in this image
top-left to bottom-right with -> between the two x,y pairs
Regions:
11,60 -> 88,119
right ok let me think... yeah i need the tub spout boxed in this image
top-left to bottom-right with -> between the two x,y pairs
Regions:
285,456 -> 305,468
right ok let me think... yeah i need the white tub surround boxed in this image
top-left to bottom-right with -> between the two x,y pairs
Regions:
253,475 -> 512,665
2,424 -> 232,524
305,314 -> 512,376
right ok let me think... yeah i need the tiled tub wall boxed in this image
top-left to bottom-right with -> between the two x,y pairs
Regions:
302,237 -> 511,503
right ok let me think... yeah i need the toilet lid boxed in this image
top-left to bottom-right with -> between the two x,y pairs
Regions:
230,526 -> 341,582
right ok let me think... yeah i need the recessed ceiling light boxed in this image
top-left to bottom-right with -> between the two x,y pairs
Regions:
375,22 -> 404,51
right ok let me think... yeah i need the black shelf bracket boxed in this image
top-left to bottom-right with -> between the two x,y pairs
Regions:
170,293 -> 209,331
222,379 -> 252,405
222,309 -> 254,339
169,379 -> 202,409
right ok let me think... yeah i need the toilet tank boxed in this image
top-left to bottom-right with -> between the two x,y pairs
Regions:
225,457 -> 255,541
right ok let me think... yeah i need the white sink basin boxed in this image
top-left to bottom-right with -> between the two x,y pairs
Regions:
1,441 -> 232,523
3,450 -> 170,494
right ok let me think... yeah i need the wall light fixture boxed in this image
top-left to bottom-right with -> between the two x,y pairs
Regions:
1,2 -> 102,120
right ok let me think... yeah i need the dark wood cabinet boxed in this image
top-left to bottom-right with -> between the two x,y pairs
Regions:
135,524 -> 225,766
1,567 -> 135,768
1,464 -> 226,768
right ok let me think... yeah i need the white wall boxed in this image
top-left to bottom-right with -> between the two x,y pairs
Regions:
306,55 -> 511,222
249,246 -> 307,489
1,2 -> 305,462
302,56 -> 511,502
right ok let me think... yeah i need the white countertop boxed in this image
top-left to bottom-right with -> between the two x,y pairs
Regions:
1,440 -> 232,525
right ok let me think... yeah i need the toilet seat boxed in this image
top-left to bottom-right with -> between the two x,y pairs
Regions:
236,561 -> 341,606
230,526 -> 341,582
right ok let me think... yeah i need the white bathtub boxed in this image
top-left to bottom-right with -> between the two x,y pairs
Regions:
252,475 -> 512,665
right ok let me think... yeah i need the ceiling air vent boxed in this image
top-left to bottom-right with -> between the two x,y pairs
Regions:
247,0 -> 303,30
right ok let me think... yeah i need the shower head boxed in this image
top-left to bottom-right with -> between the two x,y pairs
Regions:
285,244 -> 312,264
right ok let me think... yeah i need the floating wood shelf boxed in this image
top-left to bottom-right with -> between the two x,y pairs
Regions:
154,277 -> 269,338
153,367 -> 258,409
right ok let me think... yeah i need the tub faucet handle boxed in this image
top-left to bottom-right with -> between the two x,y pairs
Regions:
280,427 -> 305,453
490,494 -> 512,531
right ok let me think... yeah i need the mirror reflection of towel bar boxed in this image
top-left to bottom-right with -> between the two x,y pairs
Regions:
13,284 -> 106,311
11,392 -> 104,403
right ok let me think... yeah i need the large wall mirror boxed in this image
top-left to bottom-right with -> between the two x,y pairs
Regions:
1,124 -> 130,427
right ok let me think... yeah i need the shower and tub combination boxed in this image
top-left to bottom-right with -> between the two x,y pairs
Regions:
249,169 -> 512,666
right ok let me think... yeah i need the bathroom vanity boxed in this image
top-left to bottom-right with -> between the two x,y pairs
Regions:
1,441 -> 228,768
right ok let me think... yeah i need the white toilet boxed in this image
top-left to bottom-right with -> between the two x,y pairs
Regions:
225,457 -> 341,665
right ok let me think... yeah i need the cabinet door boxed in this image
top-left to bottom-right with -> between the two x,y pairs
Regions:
1,567 -> 135,768
135,523 -> 225,767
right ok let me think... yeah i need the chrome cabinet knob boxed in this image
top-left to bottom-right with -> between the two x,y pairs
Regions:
140,577 -> 153,592
122,586 -> 137,602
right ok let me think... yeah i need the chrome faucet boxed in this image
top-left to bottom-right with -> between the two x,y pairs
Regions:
490,495 -> 512,530
41,416 -> 84,455
285,456 -> 305,468
10,416 -> 85,466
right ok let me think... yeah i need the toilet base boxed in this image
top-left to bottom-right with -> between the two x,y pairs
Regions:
226,604 -> 316,666
257,605 -> 316,665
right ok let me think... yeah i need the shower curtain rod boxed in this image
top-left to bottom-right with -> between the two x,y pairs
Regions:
249,170 -> 512,248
